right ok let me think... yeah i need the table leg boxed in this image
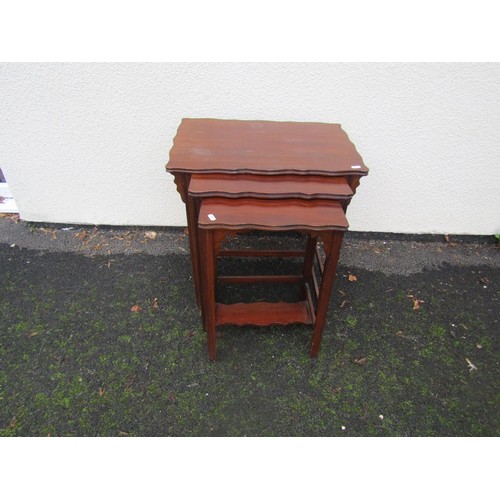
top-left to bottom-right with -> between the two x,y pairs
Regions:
172,173 -> 202,308
301,234 -> 318,299
186,195 -> 202,308
200,228 -> 217,361
309,231 -> 344,357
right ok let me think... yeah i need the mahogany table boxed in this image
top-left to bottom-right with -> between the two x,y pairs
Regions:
165,118 -> 369,359
198,198 -> 348,361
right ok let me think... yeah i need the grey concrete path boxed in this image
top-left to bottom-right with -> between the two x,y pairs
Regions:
2,215 -> 498,275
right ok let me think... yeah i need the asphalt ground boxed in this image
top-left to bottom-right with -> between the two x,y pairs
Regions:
0,215 -> 499,436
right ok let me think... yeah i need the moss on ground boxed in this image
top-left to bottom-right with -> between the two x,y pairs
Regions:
0,244 -> 498,436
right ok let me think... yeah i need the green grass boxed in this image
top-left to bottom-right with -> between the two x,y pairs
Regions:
0,246 -> 499,436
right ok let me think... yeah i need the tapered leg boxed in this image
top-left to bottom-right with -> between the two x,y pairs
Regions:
309,231 -> 344,357
174,173 -> 201,307
200,228 -> 217,361
186,196 -> 202,308
301,234 -> 318,299
197,222 -> 208,332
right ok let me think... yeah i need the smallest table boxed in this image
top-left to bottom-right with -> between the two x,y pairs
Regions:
198,198 -> 348,361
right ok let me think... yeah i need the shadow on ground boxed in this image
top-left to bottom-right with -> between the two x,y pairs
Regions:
0,237 -> 498,436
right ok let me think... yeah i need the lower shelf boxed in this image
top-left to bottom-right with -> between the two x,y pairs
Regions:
216,301 -> 313,326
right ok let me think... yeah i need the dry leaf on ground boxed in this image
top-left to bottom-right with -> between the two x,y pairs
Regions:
0,213 -> 19,222
412,299 -> 424,310
40,228 -> 57,240
130,305 -> 142,313
348,274 -> 357,282
353,357 -> 368,365
152,297 -> 159,309
76,230 -> 88,241
408,295 -> 424,310
125,371 -> 137,389
7,417 -> 18,429
144,231 -> 157,240
465,358 -> 477,372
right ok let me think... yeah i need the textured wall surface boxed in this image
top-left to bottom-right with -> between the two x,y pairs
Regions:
1,63 -> 499,234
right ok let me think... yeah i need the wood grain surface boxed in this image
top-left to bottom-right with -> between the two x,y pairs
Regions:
188,173 -> 353,199
216,301 -> 312,326
198,198 -> 349,231
166,118 -> 368,176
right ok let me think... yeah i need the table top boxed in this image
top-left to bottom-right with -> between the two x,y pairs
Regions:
166,118 -> 368,176
188,173 -> 353,199
198,198 -> 348,231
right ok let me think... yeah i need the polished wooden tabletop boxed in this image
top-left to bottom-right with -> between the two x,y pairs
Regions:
166,118 -> 368,176
188,173 -> 353,199
198,198 -> 349,231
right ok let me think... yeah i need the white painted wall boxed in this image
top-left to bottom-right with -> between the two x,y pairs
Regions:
0,63 -> 499,234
